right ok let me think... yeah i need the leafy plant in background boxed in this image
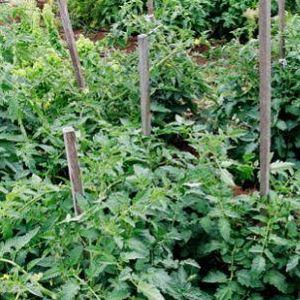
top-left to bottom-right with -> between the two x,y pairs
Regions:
206,0 -> 258,38
205,14 -> 300,168
155,0 -> 211,34
147,28 -> 209,122
0,1 -> 208,182
286,0 -> 300,13
67,0 -> 299,41
0,2 -> 72,179
78,25 -> 209,124
68,0 -> 144,30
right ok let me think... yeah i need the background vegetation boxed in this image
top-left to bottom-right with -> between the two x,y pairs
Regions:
0,1 -> 299,299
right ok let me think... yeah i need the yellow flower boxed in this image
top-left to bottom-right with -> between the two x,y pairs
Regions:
43,101 -> 51,110
194,38 -> 201,46
31,273 -> 43,282
111,63 -> 121,72
2,274 -> 9,280
243,8 -> 259,21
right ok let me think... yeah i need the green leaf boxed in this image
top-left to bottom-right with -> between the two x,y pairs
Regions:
182,287 -> 212,300
42,266 -> 61,280
181,259 -> 201,269
121,251 -> 147,261
270,161 -> 294,175
276,120 -> 287,131
218,218 -> 231,241
269,234 -> 289,246
264,249 -> 276,263
25,282 -> 43,297
137,281 -> 164,300
286,255 -> 299,272
251,256 -> 266,275
0,227 -> 40,255
61,280 -> 80,300
151,102 -> 171,113
264,270 -> 288,293
236,270 -> 251,287
220,169 -> 235,187
215,285 -> 233,300
203,271 -> 228,283
249,245 -> 264,254
200,217 -> 214,234
107,289 -> 130,300
68,245 -> 83,266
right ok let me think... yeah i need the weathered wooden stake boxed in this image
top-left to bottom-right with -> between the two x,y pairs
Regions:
57,0 -> 86,90
278,0 -> 286,60
63,127 -> 84,215
259,0 -> 272,197
138,34 -> 151,136
147,0 -> 154,19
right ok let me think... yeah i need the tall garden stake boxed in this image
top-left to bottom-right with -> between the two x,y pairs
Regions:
63,127 -> 84,215
138,34 -> 151,136
259,0 -> 272,197
147,0 -> 154,19
57,0 -> 86,90
278,0 -> 286,60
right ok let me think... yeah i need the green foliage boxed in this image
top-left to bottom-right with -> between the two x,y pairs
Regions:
0,1 -> 207,172
0,1 -> 299,300
78,26 -> 208,123
207,0 -> 258,38
1,120 -> 299,298
67,0 -> 299,40
0,227 -> 39,256
206,14 -> 300,165
286,0 -> 300,13
68,0 -> 144,30
67,0 -> 252,37
156,0 -> 212,34
198,192 -> 300,299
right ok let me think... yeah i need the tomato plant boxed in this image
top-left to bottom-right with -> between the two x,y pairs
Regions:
0,1 -> 299,299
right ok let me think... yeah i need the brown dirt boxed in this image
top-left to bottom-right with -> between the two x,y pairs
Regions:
90,30 -> 107,42
233,186 -> 256,196
122,36 -> 138,53
37,0 -> 47,10
193,44 -> 210,53
190,44 -> 210,66
73,29 -> 84,39
193,55 -> 208,65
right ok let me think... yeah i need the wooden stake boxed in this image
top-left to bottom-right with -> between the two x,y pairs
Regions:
278,0 -> 286,60
63,127 -> 84,215
147,0 -> 154,19
138,34 -> 151,136
57,0 -> 86,90
259,0 -> 272,197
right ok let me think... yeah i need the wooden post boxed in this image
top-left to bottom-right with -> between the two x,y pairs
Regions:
259,0 -> 272,197
57,0 -> 86,90
278,0 -> 286,60
63,127 -> 84,215
138,34 -> 151,136
147,0 -> 154,18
